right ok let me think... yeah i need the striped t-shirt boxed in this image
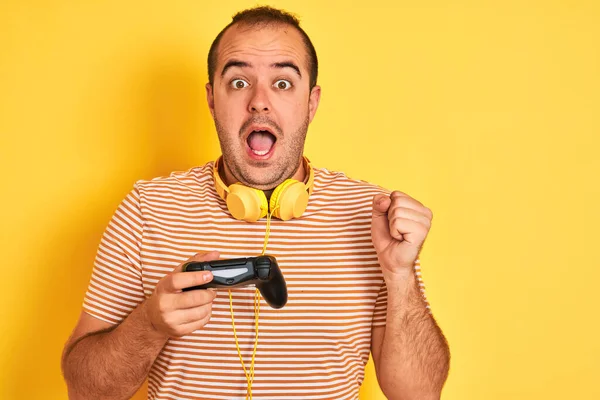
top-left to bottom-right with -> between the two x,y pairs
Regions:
83,161 -> 421,400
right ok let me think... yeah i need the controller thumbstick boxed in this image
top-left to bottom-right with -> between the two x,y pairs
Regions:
256,257 -> 271,280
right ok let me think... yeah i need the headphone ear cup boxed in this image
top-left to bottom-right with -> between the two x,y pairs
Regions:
227,184 -> 268,222
270,179 -> 309,221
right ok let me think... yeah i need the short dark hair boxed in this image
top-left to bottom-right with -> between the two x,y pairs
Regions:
207,6 -> 318,89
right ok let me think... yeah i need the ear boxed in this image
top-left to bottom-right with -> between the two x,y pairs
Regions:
308,85 -> 321,124
206,83 -> 215,119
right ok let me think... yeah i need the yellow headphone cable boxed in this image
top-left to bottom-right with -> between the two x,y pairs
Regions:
170,166 -> 284,398
228,206 -> 277,400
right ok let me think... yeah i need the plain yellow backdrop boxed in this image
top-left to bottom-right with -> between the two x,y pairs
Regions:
1,0 -> 599,399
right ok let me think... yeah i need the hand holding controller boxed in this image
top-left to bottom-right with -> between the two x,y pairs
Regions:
183,255 -> 288,309
143,251 -> 220,339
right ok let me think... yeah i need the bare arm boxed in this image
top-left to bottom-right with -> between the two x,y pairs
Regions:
371,271 -> 450,400
62,251 -> 220,400
370,191 -> 450,399
61,303 -> 168,400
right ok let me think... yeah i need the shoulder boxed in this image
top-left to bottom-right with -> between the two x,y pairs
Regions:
305,164 -> 390,222
132,161 -> 216,202
312,165 -> 391,198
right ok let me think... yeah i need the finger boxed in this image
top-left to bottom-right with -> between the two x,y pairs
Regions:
173,303 -> 213,325
174,287 -> 218,309
166,270 -> 214,293
171,312 -> 213,338
388,217 -> 429,243
390,192 -> 425,211
388,206 -> 431,228
173,251 -> 221,273
163,251 -> 220,293
372,194 -> 392,217
372,194 -> 393,243
390,190 -> 407,198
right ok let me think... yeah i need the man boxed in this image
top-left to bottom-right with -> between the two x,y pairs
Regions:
62,6 -> 450,400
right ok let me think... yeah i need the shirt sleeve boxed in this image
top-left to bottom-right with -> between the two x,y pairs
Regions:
372,280 -> 388,327
414,259 -> 432,313
82,185 -> 146,324
372,259 -> 431,327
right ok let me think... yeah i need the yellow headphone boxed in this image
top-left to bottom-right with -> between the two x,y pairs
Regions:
213,156 -> 314,222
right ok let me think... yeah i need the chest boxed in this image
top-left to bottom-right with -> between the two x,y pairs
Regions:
140,213 -> 383,322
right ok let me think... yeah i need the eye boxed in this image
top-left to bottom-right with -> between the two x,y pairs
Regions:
231,79 -> 249,89
274,80 -> 292,90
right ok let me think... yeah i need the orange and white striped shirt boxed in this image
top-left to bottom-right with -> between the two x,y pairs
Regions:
83,161 -> 422,399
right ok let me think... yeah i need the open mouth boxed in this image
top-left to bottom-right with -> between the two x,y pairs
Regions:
246,129 -> 277,157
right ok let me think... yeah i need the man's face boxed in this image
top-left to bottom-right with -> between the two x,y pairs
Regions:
206,23 -> 321,190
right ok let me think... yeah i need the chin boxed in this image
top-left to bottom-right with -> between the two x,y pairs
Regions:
240,163 -> 289,190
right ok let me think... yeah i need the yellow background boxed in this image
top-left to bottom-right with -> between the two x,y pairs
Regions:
1,0 -> 599,399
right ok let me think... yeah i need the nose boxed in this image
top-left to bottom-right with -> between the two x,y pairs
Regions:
248,84 -> 271,114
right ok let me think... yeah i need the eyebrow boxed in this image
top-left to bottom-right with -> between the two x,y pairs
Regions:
272,62 -> 302,78
220,60 -> 302,79
221,60 -> 251,77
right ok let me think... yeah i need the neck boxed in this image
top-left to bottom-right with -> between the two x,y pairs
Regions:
219,158 -> 307,193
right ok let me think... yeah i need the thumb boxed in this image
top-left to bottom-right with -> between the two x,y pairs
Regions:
372,194 -> 391,218
174,250 -> 220,273
371,194 -> 392,244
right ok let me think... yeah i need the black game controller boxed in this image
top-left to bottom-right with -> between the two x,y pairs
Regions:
182,255 -> 287,309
